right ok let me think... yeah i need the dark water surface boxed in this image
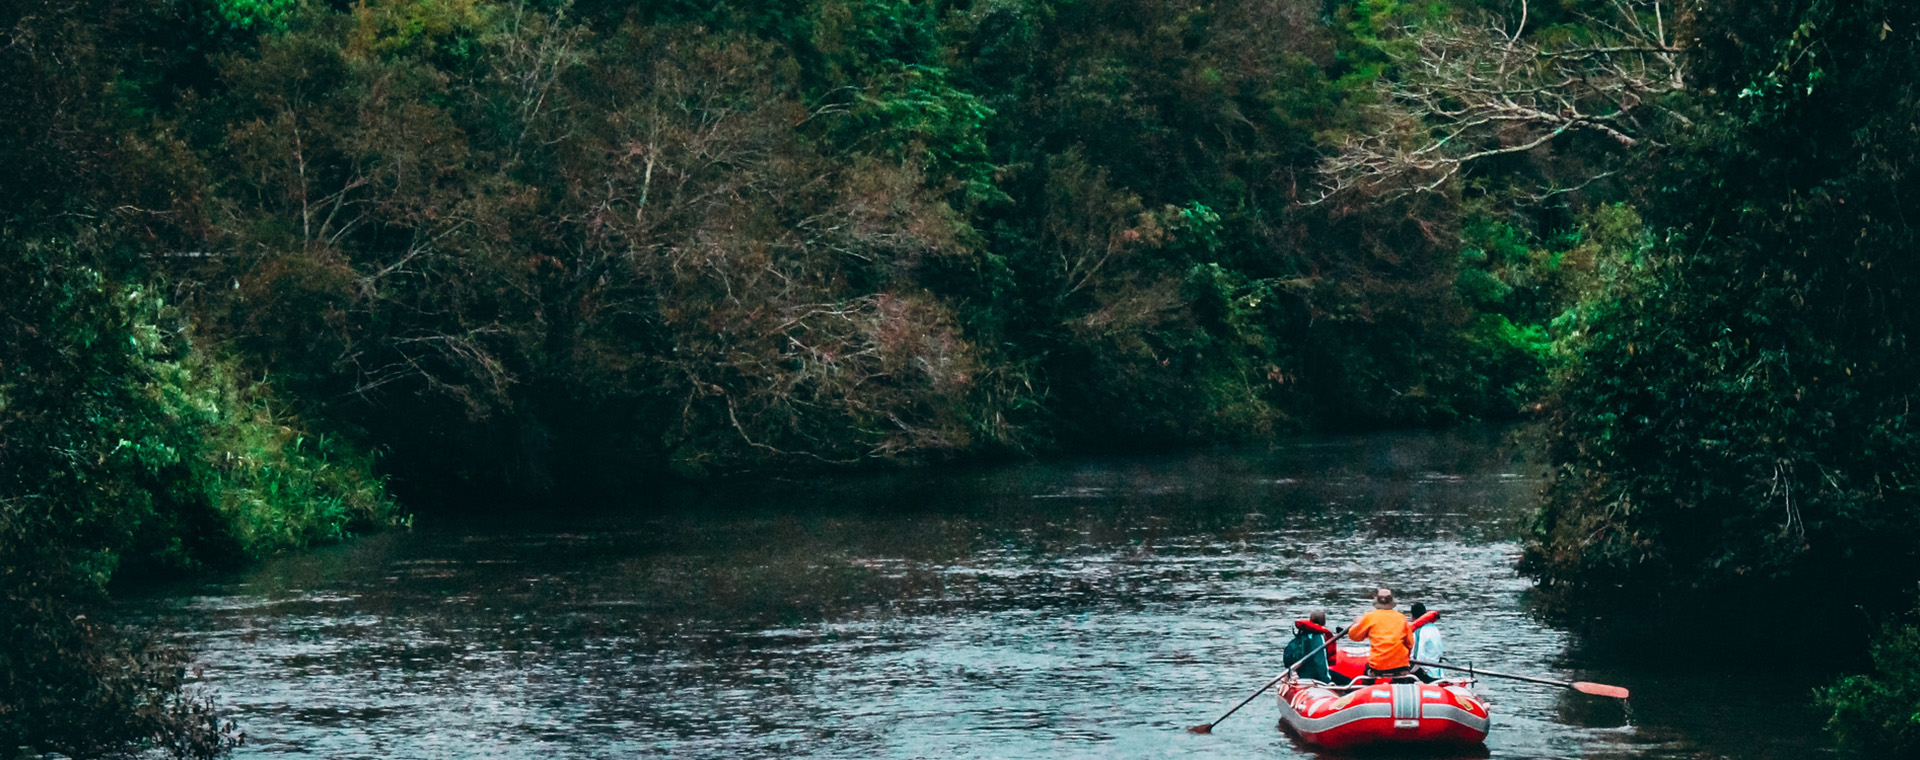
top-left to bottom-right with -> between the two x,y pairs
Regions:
131,428 -> 1836,759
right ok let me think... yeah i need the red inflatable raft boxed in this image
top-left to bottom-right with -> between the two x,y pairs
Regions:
1275,641 -> 1491,751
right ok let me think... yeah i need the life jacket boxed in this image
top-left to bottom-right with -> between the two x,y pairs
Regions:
1409,611 -> 1444,676
1283,619 -> 1333,682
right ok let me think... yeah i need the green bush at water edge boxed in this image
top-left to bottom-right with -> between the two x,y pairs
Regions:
1819,604 -> 1920,756
0,237 -> 402,756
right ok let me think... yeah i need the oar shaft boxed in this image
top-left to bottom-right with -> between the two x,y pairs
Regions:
1206,672 -> 1289,727
1203,627 -> 1345,729
1411,659 -> 1569,688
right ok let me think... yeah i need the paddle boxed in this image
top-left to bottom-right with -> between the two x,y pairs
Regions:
1412,659 -> 1630,699
1188,626 -> 1346,734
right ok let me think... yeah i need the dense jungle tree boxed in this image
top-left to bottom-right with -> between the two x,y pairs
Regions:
1525,0 -> 1920,617
134,0 -> 1577,493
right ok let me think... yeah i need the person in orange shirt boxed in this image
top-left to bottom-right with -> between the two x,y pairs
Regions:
1346,587 -> 1414,679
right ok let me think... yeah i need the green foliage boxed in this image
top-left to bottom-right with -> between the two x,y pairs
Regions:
0,235 -> 398,756
1525,2 -> 1920,640
1819,601 -> 1920,754
20,0 -> 1600,485
215,0 -> 297,31
6,0 -> 1617,494
1328,0 -> 1463,91
837,62 -> 1005,204
1444,203 -> 1648,413
349,0 -> 492,57
194,368 -> 405,556
811,0 -> 939,71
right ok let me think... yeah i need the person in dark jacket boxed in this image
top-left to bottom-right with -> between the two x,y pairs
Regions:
1283,608 -> 1335,682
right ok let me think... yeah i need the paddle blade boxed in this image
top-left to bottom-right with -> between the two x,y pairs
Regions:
1573,682 -> 1630,699
1188,724 -> 1214,734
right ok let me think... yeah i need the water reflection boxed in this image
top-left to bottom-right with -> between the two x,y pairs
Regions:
130,427 -> 1834,758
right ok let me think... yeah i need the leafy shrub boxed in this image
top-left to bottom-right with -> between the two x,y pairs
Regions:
213,0 -> 296,31
1523,1 -> 1920,617
0,235 -> 398,755
1819,604 -> 1920,754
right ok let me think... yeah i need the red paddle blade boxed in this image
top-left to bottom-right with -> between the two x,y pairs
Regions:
1573,682 -> 1630,699
1188,724 -> 1214,734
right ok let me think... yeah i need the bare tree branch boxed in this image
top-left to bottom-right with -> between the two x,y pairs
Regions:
1311,0 -> 1688,202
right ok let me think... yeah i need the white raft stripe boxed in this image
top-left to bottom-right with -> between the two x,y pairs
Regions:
1283,702 -> 1397,734
1393,683 -> 1419,721
1418,703 -> 1490,732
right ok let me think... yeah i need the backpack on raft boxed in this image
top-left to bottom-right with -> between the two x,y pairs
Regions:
1283,628 -> 1330,682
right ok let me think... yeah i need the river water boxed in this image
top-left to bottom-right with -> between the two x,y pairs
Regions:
131,428 -> 1837,759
